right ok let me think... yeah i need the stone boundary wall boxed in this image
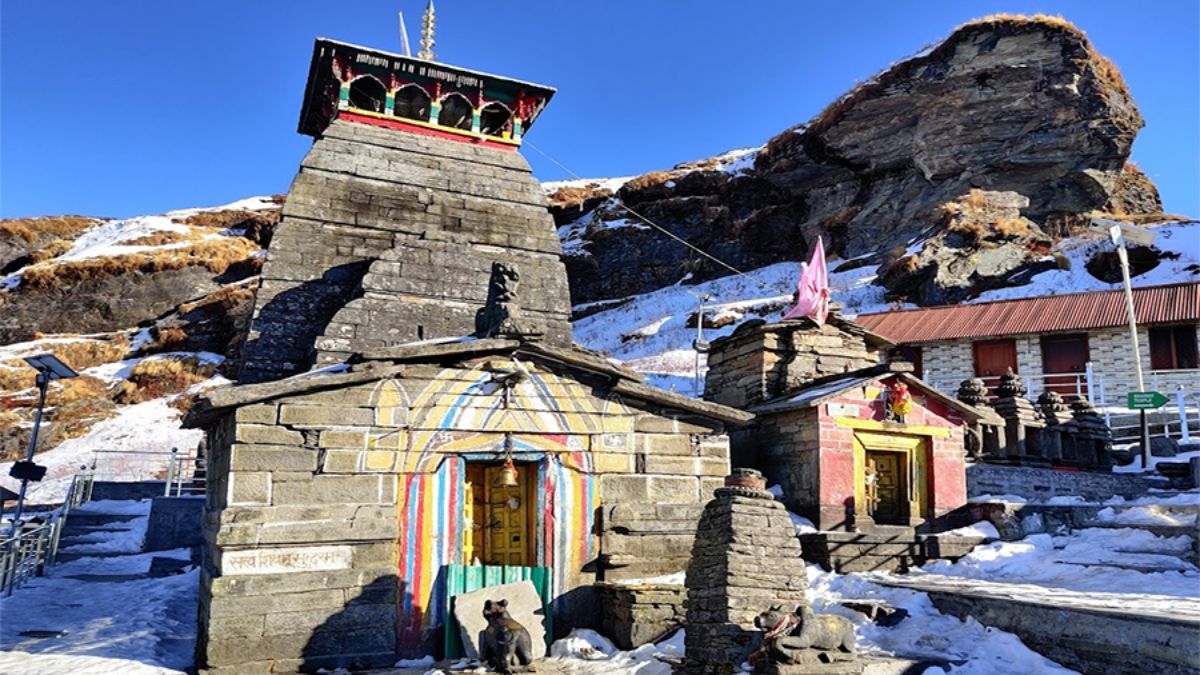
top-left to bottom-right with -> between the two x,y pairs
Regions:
595,583 -> 686,649
967,463 -> 1163,501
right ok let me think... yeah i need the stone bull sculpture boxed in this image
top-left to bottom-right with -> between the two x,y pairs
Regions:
750,604 -> 857,668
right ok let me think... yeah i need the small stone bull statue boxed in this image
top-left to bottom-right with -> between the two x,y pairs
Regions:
481,598 -> 535,673
751,604 -> 856,666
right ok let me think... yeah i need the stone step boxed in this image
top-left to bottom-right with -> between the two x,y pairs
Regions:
64,513 -> 141,527
1078,522 -> 1198,538
875,574 -> 1200,675
1055,555 -> 1198,574
53,550 -> 139,563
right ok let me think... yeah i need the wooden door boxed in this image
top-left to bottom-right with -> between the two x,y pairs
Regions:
1041,333 -> 1089,399
465,463 -> 535,567
865,451 -> 904,525
973,339 -> 1017,394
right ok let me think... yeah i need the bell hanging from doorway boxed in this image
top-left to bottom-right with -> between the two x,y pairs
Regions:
495,457 -> 520,488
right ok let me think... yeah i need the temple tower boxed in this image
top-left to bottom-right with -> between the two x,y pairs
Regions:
240,37 -> 571,383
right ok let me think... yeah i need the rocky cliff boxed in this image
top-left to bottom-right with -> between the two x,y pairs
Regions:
551,15 -> 1171,307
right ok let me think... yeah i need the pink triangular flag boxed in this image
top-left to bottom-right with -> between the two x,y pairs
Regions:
782,236 -> 831,325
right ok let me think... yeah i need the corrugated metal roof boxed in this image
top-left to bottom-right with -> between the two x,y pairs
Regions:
855,282 -> 1200,344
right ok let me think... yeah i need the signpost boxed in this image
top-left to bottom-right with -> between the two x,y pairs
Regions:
1128,391 -> 1169,410
1092,217 -> 1158,468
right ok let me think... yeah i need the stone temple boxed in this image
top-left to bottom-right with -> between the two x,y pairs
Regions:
185,33 -> 751,673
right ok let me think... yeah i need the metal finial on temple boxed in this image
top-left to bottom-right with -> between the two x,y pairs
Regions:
417,0 -> 436,61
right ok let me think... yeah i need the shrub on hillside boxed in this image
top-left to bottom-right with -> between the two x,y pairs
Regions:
19,237 -> 259,290
117,356 -> 216,404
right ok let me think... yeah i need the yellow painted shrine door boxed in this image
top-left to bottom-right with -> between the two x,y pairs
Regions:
463,463 -> 535,566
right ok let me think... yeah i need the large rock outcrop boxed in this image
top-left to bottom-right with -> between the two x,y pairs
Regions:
556,15 -> 1159,306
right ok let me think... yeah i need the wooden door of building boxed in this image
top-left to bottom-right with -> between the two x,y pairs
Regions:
973,339 -> 1017,395
1041,333 -> 1089,399
865,451 -> 905,525
464,463 -> 535,566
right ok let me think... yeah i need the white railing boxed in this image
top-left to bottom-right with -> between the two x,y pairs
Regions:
926,364 -> 1200,445
88,446 -> 206,496
1,465 -> 94,596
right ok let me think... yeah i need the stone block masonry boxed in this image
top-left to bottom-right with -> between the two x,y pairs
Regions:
240,120 -> 572,383
684,488 -> 809,674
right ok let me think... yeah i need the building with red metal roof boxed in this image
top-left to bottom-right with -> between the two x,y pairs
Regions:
855,282 -> 1200,405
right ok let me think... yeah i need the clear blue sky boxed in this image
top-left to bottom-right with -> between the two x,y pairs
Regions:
2,1 -> 1197,219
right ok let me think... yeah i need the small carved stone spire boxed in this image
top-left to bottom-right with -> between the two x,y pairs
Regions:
957,378 -> 989,407
417,0 -> 436,61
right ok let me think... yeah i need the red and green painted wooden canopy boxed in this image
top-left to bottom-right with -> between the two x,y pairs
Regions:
298,38 -> 555,150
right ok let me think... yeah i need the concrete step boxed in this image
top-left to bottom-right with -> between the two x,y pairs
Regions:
875,574 -> 1200,675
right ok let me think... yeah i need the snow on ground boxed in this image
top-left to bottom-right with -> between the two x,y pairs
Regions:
971,221 -> 1200,304
1114,448 -> 1200,473
0,397 -> 204,505
807,567 -> 1077,674
541,176 -> 638,195
915,527 -> 1199,598
0,195 -> 275,290
539,629 -> 682,675
0,502 -> 194,675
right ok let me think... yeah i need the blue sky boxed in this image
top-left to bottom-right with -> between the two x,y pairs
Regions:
2,1 -> 1197,218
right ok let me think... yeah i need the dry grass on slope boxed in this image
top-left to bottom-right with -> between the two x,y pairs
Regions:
0,216 -> 99,243
116,356 -> 216,404
19,236 -> 260,290
0,336 -> 132,392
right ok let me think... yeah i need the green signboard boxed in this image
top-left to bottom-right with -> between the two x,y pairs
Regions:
1127,391 -> 1168,410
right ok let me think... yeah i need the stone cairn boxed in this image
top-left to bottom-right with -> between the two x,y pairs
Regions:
989,370 -> 1044,461
1036,391 -> 1069,463
1069,398 -> 1115,471
956,378 -> 1002,462
684,469 -> 809,674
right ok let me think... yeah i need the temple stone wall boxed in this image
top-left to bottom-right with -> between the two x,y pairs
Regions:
597,502 -> 708,582
240,120 -> 572,383
595,582 -> 687,650
704,318 -> 883,409
196,357 -> 734,672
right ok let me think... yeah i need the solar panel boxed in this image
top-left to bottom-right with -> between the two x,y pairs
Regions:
22,354 -> 79,380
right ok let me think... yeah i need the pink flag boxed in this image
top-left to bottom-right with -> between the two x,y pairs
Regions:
782,236 -> 831,325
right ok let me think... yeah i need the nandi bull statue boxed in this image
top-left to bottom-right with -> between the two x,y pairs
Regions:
749,604 -> 859,673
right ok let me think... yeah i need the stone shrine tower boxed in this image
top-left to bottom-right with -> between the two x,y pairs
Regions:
240,36 -> 572,383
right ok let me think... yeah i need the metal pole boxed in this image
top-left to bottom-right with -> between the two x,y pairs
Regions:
9,373 -> 50,537
695,296 -> 705,397
1177,389 -> 1191,444
1115,238 -> 1152,468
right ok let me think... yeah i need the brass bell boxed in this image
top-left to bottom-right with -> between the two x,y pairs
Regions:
495,458 -> 519,488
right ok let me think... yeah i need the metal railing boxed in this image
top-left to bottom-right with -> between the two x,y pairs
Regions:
164,448 -> 206,497
88,446 -> 206,497
1,465 -> 94,596
927,364 -> 1200,446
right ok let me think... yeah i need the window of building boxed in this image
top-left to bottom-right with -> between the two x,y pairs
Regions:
347,75 -> 387,113
893,346 -> 923,378
478,102 -> 512,136
1150,325 -> 1199,370
437,93 -> 473,131
392,84 -> 431,122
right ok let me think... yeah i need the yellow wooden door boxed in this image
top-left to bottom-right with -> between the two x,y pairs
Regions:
854,431 -> 931,525
866,451 -> 903,523
464,463 -> 535,566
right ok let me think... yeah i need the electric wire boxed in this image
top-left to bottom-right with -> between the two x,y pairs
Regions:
524,139 -> 774,290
